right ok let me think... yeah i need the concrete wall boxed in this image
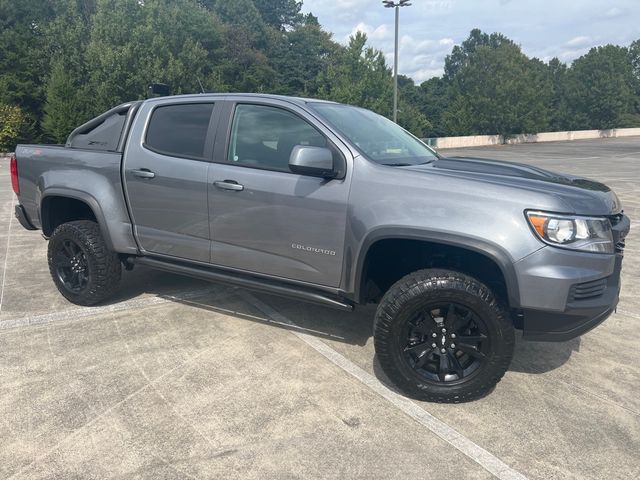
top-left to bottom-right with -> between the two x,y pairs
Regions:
434,134 -> 503,149
426,127 -> 640,149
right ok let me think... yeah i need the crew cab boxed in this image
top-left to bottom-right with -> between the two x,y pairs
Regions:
12,94 -> 630,402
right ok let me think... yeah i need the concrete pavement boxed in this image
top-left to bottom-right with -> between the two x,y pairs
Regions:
1,137 -> 639,479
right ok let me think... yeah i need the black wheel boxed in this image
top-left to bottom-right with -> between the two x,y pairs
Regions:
374,269 -> 514,403
47,220 -> 121,306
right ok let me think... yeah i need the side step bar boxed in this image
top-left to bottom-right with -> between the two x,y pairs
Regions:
131,256 -> 354,312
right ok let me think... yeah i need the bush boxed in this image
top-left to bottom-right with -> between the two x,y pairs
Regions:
0,104 -> 29,153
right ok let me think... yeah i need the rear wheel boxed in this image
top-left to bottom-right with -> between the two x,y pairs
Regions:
374,269 -> 514,403
48,220 -> 121,305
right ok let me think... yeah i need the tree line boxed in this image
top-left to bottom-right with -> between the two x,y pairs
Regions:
1,0 -> 639,151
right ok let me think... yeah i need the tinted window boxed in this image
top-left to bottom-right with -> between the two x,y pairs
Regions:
228,104 -> 327,172
70,112 -> 126,151
146,103 -> 214,159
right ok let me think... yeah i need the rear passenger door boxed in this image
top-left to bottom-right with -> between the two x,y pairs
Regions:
123,100 -> 218,262
208,100 -> 351,287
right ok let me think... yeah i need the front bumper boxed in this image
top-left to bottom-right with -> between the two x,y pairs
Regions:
515,214 -> 629,342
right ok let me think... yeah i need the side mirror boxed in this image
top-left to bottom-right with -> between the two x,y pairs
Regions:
288,145 -> 336,178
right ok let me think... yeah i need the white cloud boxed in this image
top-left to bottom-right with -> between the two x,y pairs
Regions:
302,0 -> 638,82
348,22 -> 391,42
566,36 -> 591,47
604,7 -> 623,18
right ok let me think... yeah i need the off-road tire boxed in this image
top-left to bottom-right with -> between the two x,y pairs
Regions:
374,269 -> 514,403
48,220 -> 121,306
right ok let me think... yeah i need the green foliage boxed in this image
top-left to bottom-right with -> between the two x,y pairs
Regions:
417,77 -> 450,137
443,41 -> 551,137
252,0 -> 303,30
0,3 -> 639,145
0,104 -> 30,152
564,45 -> 637,129
42,60 -> 88,143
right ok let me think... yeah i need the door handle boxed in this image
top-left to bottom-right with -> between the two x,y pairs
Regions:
214,180 -> 244,191
131,168 -> 156,179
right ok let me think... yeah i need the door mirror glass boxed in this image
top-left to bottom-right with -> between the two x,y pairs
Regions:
288,146 -> 336,178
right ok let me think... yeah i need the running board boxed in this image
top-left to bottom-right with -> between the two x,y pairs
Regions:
131,256 -> 354,312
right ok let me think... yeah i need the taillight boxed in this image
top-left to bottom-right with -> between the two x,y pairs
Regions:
10,154 -> 19,195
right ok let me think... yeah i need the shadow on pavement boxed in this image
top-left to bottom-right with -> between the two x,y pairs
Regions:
108,267 -> 579,376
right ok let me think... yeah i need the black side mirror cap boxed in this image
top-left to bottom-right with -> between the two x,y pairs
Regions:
288,145 -> 337,178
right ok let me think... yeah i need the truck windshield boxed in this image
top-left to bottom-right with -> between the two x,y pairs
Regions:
309,103 -> 438,166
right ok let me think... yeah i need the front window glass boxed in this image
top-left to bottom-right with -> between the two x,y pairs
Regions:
228,104 -> 327,172
309,103 -> 438,166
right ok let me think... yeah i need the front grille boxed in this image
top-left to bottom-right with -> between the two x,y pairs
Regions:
569,278 -> 607,301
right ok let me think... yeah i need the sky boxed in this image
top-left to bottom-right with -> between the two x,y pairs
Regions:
300,0 -> 640,84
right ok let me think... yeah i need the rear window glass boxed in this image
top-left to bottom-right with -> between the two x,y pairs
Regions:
145,103 -> 214,159
69,112 -> 126,151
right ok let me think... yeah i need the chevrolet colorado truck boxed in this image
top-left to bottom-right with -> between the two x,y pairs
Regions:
12,94 -> 630,402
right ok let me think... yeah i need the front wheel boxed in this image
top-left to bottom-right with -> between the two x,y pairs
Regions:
374,269 -> 514,403
48,220 -> 121,306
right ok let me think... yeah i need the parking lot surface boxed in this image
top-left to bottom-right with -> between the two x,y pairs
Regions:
1,137 -> 639,479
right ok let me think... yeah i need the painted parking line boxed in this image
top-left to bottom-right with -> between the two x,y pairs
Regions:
241,291 -> 528,480
0,287 -> 222,331
0,196 -> 15,314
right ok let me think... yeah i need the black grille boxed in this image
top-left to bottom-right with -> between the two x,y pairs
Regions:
569,278 -> 607,301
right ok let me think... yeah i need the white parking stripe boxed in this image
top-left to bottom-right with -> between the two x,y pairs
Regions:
0,196 -> 15,314
0,287 -> 221,331
242,292 -> 528,480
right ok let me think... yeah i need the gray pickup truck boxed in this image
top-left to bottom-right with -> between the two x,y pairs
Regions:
12,93 -> 630,402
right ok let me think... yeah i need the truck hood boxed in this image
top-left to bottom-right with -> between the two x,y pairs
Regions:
406,156 -> 622,216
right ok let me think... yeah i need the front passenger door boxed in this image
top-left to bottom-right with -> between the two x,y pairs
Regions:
208,102 -> 351,287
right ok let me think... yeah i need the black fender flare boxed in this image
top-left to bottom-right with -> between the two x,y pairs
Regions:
352,227 -> 521,308
40,188 -> 114,251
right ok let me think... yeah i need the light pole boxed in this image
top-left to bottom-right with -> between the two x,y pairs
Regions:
382,0 -> 411,123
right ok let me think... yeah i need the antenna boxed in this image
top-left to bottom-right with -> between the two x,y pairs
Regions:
196,78 -> 205,94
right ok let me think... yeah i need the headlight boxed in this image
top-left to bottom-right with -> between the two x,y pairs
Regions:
526,211 -> 614,254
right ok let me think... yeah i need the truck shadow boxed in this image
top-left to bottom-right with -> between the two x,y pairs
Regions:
510,334 -> 581,374
113,268 -> 579,376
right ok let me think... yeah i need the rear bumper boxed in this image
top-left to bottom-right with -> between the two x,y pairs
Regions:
515,214 -> 629,342
15,204 -> 37,230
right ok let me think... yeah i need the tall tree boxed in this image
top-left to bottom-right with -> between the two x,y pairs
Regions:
444,28 -> 515,81
42,59 -> 86,143
252,0 -> 302,30
546,57 -> 572,131
565,45 -> 636,129
417,77 -> 450,137
443,36 -> 552,137
0,0 -> 53,122
85,0 -> 222,113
